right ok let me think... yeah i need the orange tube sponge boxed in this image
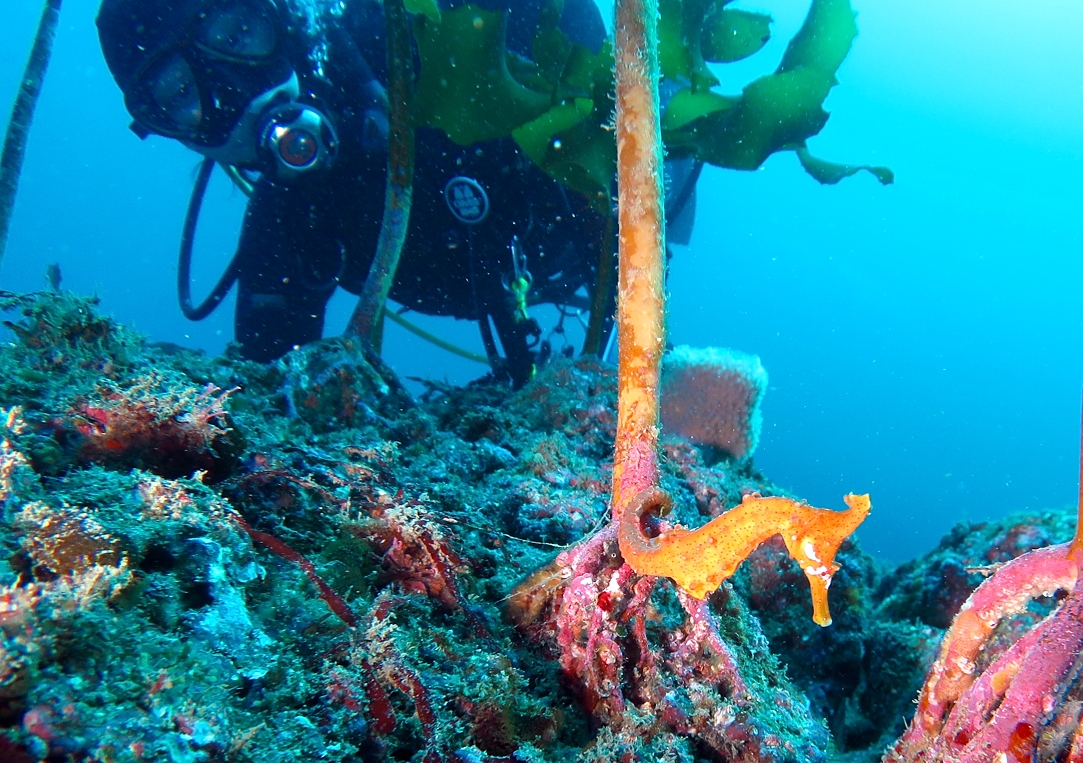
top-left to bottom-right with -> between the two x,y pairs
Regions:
618,488 -> 871,626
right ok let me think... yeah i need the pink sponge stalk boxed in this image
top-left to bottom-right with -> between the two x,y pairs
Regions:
660,345 -> 768,459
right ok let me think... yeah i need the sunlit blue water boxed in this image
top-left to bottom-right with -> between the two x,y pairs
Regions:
3,0 -> 1082,562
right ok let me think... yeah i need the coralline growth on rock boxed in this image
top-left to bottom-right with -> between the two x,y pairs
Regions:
71,374 -> 241,481
661,345 -> 768,460
0,290 -> 137,380
886,413 -> 1083,762
886,541 -> 1083,762
3,288 -> 1076,762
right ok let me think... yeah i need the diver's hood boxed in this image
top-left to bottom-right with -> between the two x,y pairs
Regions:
97,0 -> 205,93
96,0 -> 295,149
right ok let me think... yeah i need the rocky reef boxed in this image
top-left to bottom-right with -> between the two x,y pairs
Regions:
0,290 -> 1075,763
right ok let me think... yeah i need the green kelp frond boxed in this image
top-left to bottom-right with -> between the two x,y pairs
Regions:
664,0 -> 893,183
661,88 -> 736,131
778,0 -> 854,75
701,6 -> 772,64
411,0 -> 890,205
796,145 -> 894,185
667,0 -> 888,182
413,7 -> 549,145
403,0 -> 439,23
413,1 -> 617,208
659,0 -> 721,91
512,45 -> 617,213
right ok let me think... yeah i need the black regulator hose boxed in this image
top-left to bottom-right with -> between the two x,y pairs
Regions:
178,157 -> 240,321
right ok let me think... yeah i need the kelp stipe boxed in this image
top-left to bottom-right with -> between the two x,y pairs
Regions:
346,0 -> 416,348
0,0 -> 63,268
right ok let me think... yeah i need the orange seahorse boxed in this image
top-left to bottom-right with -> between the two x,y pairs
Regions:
618,488 -> 871,626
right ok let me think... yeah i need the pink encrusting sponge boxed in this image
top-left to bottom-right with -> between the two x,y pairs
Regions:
660,345 -> 768,459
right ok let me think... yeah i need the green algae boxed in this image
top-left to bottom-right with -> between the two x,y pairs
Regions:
411,0 -> 891,209
413,7 -> 550,145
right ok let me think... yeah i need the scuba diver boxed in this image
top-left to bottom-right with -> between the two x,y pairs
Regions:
95,0 -> 699,387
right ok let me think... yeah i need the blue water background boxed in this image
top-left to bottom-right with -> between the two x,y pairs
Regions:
3,0 -> 1082,563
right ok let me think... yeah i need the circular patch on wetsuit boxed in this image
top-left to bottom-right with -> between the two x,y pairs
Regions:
444,176 -> 490,224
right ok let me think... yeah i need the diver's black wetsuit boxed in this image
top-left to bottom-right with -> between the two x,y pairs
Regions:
230,0 -> 610,384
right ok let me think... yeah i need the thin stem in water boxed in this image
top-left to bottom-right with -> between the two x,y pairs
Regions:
346,0 -> 415,347
0,0 -> 63,269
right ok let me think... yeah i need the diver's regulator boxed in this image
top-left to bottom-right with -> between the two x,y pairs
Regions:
257,102 -> 339,181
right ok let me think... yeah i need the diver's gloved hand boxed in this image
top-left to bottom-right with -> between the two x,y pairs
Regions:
490,314 -> 541,389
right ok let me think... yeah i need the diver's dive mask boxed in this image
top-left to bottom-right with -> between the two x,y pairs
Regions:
123,0 -> 337,178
